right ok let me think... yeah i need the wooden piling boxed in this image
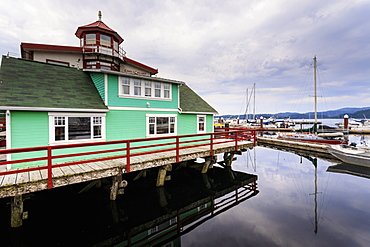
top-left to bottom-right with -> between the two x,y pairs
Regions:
156,164 -> 172,187
110,175 -> 123,201
11,195 -> 23,228
201,156 -> 217,174
223,152 -> 235,167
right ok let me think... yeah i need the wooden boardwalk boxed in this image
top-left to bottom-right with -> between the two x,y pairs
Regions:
0,140 -> 254,199
257,136 -> 330,154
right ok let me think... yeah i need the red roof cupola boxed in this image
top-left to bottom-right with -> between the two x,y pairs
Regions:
75,11 -> 124,44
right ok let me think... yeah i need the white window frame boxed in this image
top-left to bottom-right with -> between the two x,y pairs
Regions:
146,114 -> 177,137
133,79 -> 142,96
145,81 -> 152,97
119,77 -> 172,100
122,77 -> 130,95
197,115 -> 206,133
48,112 -> 106,145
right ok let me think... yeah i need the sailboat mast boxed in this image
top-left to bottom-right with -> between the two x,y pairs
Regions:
313,56 -> 318,126
253,83 -> 256,120
246,88 -> 248,120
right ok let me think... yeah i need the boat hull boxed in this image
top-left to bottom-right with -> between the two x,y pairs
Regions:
278,137 -> 346,145
327,145 -> 370,168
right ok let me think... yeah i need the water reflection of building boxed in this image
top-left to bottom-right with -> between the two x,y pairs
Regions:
101,166 -> 258,246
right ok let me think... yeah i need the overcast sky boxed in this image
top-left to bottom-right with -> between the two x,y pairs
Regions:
1,0 -> 370,115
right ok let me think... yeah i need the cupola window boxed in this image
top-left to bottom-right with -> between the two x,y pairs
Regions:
85,34 -> 96,45
100,34 -> 111,47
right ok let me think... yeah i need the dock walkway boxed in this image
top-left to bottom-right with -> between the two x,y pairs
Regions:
0,139 -> 254,199
257,136 -> 330,154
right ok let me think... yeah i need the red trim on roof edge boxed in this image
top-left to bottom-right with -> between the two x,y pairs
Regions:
21,43 -> 83,52
124,57 -> 158,75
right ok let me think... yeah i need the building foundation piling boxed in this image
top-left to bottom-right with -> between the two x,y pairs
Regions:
11,195 -> 24,228
110,174 -> 128,201
201,155 -> 217,174
156,164 -> 172,187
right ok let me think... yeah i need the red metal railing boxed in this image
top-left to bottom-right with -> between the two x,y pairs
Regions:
0,129 -> 256,189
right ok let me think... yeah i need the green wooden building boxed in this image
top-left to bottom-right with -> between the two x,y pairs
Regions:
0,13 -> 217,167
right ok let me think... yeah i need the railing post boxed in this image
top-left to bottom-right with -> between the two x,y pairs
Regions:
176,136 -> 180,163
235,131 -> 238,151
47,146 -> 53,189
126,141 -> 131,173
210,133 -> 214,156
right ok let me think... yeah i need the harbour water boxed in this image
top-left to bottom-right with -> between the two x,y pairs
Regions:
0,120 -> 369,247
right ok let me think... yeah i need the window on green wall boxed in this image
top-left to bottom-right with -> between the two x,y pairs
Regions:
197,115 -> 206,133
163,83 -> 170,98
122,77 -> 130,94
147,115 -> 177,136
145,81 -> 152,97
49,113 -> 106,144
134,79 -> 141,96
119,76 -> 172,100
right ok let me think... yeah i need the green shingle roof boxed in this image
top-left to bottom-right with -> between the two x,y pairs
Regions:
0,56 -> 107,111
179,84 -> 217,114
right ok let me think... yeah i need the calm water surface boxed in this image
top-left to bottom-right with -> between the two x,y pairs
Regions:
0,132 -> 369,246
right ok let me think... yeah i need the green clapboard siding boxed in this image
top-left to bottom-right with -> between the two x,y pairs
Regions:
11,111 -> 49,148
8,109 -> 213,168
178,114 -> 197,135
206,115 -> 214,132
89,73 -> 105,101
10,111 -> 49,167
107,75 -> 178,109
106,110 -> 148,141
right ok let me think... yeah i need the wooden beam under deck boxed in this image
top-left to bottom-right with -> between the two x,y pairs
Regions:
0,140 -> 254,199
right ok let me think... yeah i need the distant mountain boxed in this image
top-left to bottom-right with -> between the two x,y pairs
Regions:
217,107 -> 370,119
318,107 -> 370,117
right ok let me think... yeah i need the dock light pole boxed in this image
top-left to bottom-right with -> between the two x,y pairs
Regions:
343,114 -> 349,141
260,116 -> 263,128
344,114 -> 349,131
259,116 -> 264,136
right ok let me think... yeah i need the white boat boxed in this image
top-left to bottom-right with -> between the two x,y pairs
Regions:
326,144 -> 370,167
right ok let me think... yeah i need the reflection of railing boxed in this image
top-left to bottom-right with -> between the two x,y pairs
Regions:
127,178 -> 258,246
0,129 -> 256,189
82,43 -> 126,60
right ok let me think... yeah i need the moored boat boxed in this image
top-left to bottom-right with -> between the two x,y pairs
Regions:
278,132 -> 346,145
326,144 -> 370,167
